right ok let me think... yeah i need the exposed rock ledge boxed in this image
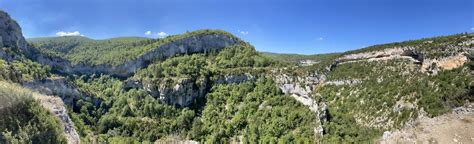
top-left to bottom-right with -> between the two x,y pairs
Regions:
32,93 -> 80,144
122,73 -> 255,107
123,77 -> 209,107
273,72 -> 328,135
22,77 -> 90,106
336,47 -> 423,64
336,46 -> 471,74
421,53 -> 469,75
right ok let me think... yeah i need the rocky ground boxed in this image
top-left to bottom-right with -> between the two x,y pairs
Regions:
378,103 -> 474,144
32,93 -> 80,144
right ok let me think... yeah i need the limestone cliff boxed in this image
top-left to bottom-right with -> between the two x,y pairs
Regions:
31,34 -> 239,77
0,11 -> 30,61
272,70 -> 328,135
22,77 -> 90,106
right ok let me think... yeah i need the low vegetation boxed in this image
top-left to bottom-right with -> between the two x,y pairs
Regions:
0,81 -> 66,143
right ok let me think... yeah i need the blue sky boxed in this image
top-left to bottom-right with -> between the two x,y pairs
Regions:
1,0 -> 472,54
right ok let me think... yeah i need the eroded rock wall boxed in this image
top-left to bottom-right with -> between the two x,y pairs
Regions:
22,77 -> 88,106
32,34 -> 239,77
32,93 -> 80,144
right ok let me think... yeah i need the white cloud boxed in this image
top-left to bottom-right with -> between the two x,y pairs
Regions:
145,31 -> 152,35
144,31 -> 168,38
318,37 -> 324,40
56,31 -> 84,37
238,30 -> 249,35
471,27 -> 474,31
157,32 -> 168,38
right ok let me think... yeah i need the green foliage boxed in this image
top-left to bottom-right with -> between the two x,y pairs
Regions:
28,29 -> 241,66
0,59 -> 51,82
195,78 -> 317,143
215,43 -> 275,68
0,81 -> 66,143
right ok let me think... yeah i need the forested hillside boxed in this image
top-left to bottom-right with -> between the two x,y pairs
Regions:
28,30 -> 238,66
0,9 -> 473,143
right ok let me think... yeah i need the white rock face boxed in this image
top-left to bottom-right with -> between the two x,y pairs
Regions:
0,11 -> 30,61
337,47 -> 422,64
32,93 -> 80,144
32,34 -> 239,78
421,53 -> 469,75
157,78 -> 209,107
273,72 -> 327,135
22,77 -> 88,106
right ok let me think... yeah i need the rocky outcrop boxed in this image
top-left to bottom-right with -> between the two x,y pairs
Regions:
124,77 -> 209,107
22,77 -> 88,106
157,78 -> 209,107
336,47 -> 423,64
32,93 -> 80,144
273,71 -> 328,135
31,34 -> 239,78
421,53 -> 469,74
123,72 -> 257,107
336,44 -> 472,75
0,10 -> 30,61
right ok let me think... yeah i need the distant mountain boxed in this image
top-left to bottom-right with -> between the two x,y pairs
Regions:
1,9 -> 473,143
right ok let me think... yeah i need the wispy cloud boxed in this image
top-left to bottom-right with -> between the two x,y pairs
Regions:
238,30 -> 249,35
471,27 -> 474,31
56,31 -> 84,37
145,30 -> 168,38
317,37 -> 324,40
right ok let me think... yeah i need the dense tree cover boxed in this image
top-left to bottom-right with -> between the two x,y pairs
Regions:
28,29 -> 241,66
0,59 -> 51,82
214,43 -> 275,68
195,78 -> 317,143
0,81 -> 66,143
